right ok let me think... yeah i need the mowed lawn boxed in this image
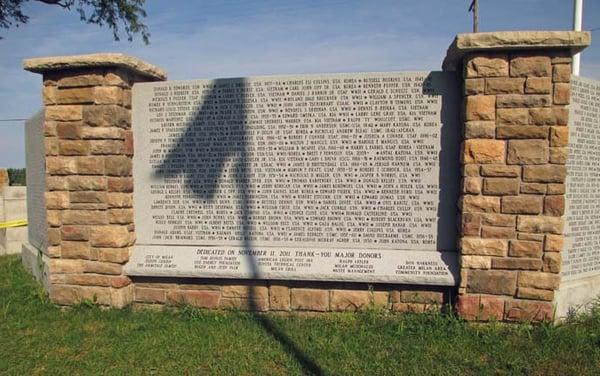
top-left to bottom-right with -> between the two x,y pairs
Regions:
1,255 -> 600,375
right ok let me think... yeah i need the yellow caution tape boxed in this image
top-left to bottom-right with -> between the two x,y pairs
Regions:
0,219 -> 28,229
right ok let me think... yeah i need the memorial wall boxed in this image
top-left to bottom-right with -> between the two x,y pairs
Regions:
24,110 -> 47,252
126,71 -> 461,285
563,76 -> 600,281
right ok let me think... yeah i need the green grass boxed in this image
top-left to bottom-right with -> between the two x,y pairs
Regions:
1,254 -> 600,375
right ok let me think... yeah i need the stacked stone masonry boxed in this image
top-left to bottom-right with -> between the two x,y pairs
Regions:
458,50 -> 572,322
41,67 -> 154,307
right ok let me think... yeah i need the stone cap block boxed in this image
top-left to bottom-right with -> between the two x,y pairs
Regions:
23,53 -> 167,81
443,31 -> 591,70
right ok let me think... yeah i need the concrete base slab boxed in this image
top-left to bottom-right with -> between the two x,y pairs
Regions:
555,275 -> 600,320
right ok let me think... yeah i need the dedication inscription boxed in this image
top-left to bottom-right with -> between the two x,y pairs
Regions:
126,71 -> 460,285
563,76 -> 600,280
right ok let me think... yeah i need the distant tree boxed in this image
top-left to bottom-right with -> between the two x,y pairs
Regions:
0,0 -> 150,44
7,168 -> 26,186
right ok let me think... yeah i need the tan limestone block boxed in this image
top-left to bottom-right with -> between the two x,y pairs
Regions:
62,210 -> 108,225
553,64 -> 571,82
516,287 -> 554,301
269,285 -> 290,311
496,108 -> 528,125
460,237 -> 507,256
456,295 -> 504,321
104,156 -> 132,176
504,299 -> 553,322
61,225 -> 90,241
400,291 -> 443,304
90,140 -> 124,155
461,213 -> 481,236
49,259 -> 85,274
45,137 -> 59,156
523,165 -> 566,183
221,285 -> 269,300
59,140 -> 90,156
501,196 -> 543,214
517,216 -> 563,234
485,77 -> 525,94
496,94 -> 552,108
480,165 -> 520,178
553,83 -> 570,105
123,89 -> 132,109
108,209 -> 134,224
509,240 -> 543,258
45,191 -> 70,209
544,195 -> 565,216
462,255 -> 492,269
496,126 -> 548,139
466,269 -> 517,295
465,54 -> 509,77
481,213 -> 516,227
291,288 -> 329,311
56,122 -> 83,139
462,139 -> 505,164
549,147 -> 568,164
517,233 -> 545,242
66,175 -> 107,191
544,234 -> 564,252
107,193 -> 133,208
167,290 -> 220,309
43,86 -> 58,105
330,290 -> 375,311
90,226 -> 130,247
76,156 -> 105,175
525,77 -> 552,94
462,177 -> 481,194
550,126 -> 568,147
70,191 -> 107,203
46,176 -> 69,190
49,285 -> 81,305
546,183 -> 565,194
135,287 -> 167,303
510,56 -> 552,77
543,253 -> 562,274
95,247 -> 130,263
518,271 -> 560,290
83,105 -> 129,128
465,121 -> 495,139
46,157 -> 77,175
47,228 -> 61,246
491,257 -> 542,270
56,87 -> 95,104
47,210 -> 62,227
57,73 -> 105,88
108,177 -> 133,192
463,164 -> 481,177
481,226 -> 516,239
46,105 -> 83,121
465,95 -> 496,120
124,131 -> 134,156
529,107 -> 568,125
464,78 -> 485,95
81,126 -> 124,140
94,86 -> 124,105
482,178 -> 519,195
61,241 -> 91,259
520,183 -> 546,194
461,195 -> 501,213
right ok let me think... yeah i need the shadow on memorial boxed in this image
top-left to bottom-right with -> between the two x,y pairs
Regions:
150,78 -> 325,375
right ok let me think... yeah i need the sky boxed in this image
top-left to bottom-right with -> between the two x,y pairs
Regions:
0,0 -> 598,168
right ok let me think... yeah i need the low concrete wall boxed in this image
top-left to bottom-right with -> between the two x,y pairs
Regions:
0,186 -> 28,255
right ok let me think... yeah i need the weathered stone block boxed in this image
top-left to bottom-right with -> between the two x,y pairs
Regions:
517,216 -> 563,234
70,191 -> 106,204
466,269 -> 517,295
400,291 -> 443,304
83,105 -> 129,128
464,78 -> 485,95
45,191 -> 69,209
510,56 -> 552,77
529,107 -> 568,125
108,177 -> 133,192
56,122 -> 83,139
462,255 -> 491,269
496,126 -> 548,139
496,94 -> 552,108
516,287 -> 554,301
57,73 -> 104,87
550,126 -> 568,147
546,183 -> 565,194
61,241 -> 91,259
330,290 -> 374,311
461,195 -> 500,213
135,287 -> 166,303
75,156 -> 105,175
61,225 -> 90,241
94,87 -> 124,105
104,156 -> 132,176
518,271 -> 560,290
509,240 -> 543,258
543,253 -> 562,274
481,226 -> 516,239
221,285 -> 268,300
90,140 -> 124,155
507,139 -> 548,165
553,83 -> 570,105
482,178 -> 519,196
465,95 -> 496,121
491,257 -> 542,270
463,139 -> 505,164
95,247 -> 130,263
457,295 -> 504,321
520,183 -> 546,194
466,54 -> 509,77
501,196 -> 543,214
480,165 -> 520,177
544,234 -> 564,252
461,237 -> 507,256
465,121 -> 495,139
522,165 -> 566,183
62,210 -> 108,225
463,177 -> 482,194
166,290 -> 220,308
67,176 -> 107,191
525,77 -> 552,94
544,195 -> 565,216
46,105 -> 83,121
291,288 -> 329,311
108,209 -> 134,224
107,193 -> 133,208
496,108 -> 528,125
90,226 -> 130,247
549,147 -> 568,164
552,64 -> 571,83
81,126 -> 124,140
59,140 -> 90,156
269,285 -> 290,311
485,77 -> 525,94
481,213 -> 515,227
461,213 -> 481,236
56,87 -> 95,104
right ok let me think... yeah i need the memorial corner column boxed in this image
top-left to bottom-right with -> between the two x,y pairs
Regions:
23,54 -> 167,307
443,31 -> 590,322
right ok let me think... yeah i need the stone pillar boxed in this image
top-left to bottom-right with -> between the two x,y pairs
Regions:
444,31 -> 590,321
23,54 -> 166,307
